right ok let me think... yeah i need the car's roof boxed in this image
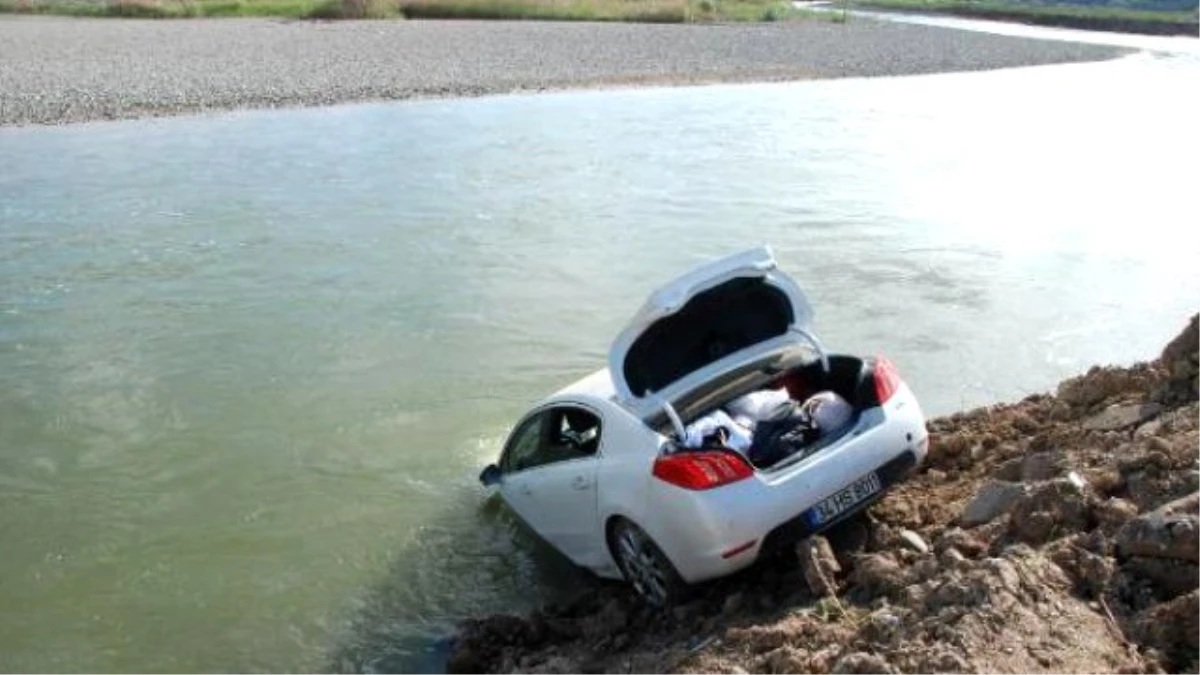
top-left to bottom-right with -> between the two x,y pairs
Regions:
549,367 -> 618,403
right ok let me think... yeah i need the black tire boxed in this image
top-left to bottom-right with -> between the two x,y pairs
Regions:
609,519 -> 689,607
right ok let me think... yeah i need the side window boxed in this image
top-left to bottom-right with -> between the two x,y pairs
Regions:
551,407 -> 602,459
500,413 -> 549,474
499,406 -> 603,474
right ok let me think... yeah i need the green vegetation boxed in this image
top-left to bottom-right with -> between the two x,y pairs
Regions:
0,0 -> 826,19
851,0 -> 1198,32
0,0 -> 375,17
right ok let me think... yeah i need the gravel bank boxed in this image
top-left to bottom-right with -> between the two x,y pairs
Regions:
0,16 -> 1127,126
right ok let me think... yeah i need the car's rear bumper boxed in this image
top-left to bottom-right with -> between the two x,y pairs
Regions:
759,450 -> 918,553
640,386 -> 927,584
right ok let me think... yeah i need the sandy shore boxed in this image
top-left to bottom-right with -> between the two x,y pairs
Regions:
0,15 -> 1128,126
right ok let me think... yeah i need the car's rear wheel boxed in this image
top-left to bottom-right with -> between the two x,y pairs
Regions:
610,519 -> 687,607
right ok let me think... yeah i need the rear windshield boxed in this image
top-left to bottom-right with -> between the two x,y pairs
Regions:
623,277 -> 794,397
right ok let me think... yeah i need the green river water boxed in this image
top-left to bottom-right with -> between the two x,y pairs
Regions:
1,47 -> 1197,672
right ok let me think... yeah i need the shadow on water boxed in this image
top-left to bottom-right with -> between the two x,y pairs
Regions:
325,488 -> 598,674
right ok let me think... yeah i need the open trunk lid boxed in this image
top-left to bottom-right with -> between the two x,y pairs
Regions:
608,246 -> 818,422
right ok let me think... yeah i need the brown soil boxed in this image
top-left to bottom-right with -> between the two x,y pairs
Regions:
448,315 -> 1200,674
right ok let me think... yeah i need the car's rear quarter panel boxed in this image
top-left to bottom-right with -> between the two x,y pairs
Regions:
590,403 -> 661,579
641,383 -> 928,583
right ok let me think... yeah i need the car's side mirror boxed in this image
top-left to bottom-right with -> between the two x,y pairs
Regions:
479,464 -> 502,487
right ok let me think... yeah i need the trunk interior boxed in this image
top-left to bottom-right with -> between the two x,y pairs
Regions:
713,354 -> 878,470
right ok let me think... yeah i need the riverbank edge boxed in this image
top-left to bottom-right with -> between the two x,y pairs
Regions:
0,15 -> 1133,129
850,1 -> 1199,36
0,69 -> 858,129
445,315 -> 1200,674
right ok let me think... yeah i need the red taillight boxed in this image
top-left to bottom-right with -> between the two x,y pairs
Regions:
652,451 -> 754,490
874,355 -> 902,404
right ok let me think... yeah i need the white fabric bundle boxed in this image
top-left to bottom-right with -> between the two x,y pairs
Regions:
681,410 -> 753,452
800,390 -> 853,435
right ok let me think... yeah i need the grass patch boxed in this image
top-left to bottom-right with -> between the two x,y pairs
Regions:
0,0 -> 400,17
0,0 -> 834,19
851,0 -> 1198,31
0,0 -> 364,17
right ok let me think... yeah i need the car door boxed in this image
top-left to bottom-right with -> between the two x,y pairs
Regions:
498,405 -> 603,567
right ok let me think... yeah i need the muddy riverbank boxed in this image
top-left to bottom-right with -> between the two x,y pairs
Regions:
448,315 -> 1199,674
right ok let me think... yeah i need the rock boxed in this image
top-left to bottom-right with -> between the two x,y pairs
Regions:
1011,412 -> 1039,433
446,614 -> 535,674
1047,536 -> 1116,597
1025,451 -> 1069,480
1050,401 -> 1074,421
1083,402 -> 1164,432
728,624 -> 792,654
832,651 -> 894,674
797,536 -> 842,598
1123,557 -> 1200,596
917,650 -> 970,673
1057,366 -> 1143,409
995,451 -> 1068,482
863,610 -> 901,641
827,515 -> 871,569
446,644 -> 484,674
1160,315 -> 1199,367
1014,511 -> 1058,544
672,602 -> 699,623
580,599 -> 627,638
1095,497 -> 1140,531
526,656 -> 578,674
936,527 -> 987,557
1115,492 -> 1199,563
722,592 -> 744,615
1172,354 -> 1199,379
756,593 -> 775,612
993,458 -> 1023,482
1088,467 -> 1124,496
1117,449 -> 1170,475
938,433 -> 971,457
866,521 -> 901,553
940,547 -> 968,566
1146,436 -> 1173,454
1134,418 -> 1164,439
962,481 -> 1030,527
910,556 -> 939,582
1132,589 -> 1200,672
898,529 -> 930,555
851,553 -> 908,598
762,646 -> 808,674
1009,476 -> 1094,545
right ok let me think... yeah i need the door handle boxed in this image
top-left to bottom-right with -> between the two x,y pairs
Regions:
570,476 -> 591,491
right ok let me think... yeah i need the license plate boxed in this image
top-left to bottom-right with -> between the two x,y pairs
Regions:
805,472 -> 882,527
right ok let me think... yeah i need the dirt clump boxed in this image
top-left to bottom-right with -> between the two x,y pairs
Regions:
798,536 -> 843,598
447,315 -> 1200,674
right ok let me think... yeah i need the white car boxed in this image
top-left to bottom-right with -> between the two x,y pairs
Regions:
479,246 -> 929,605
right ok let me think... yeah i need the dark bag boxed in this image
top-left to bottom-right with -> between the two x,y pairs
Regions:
746,402 -> 819,467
